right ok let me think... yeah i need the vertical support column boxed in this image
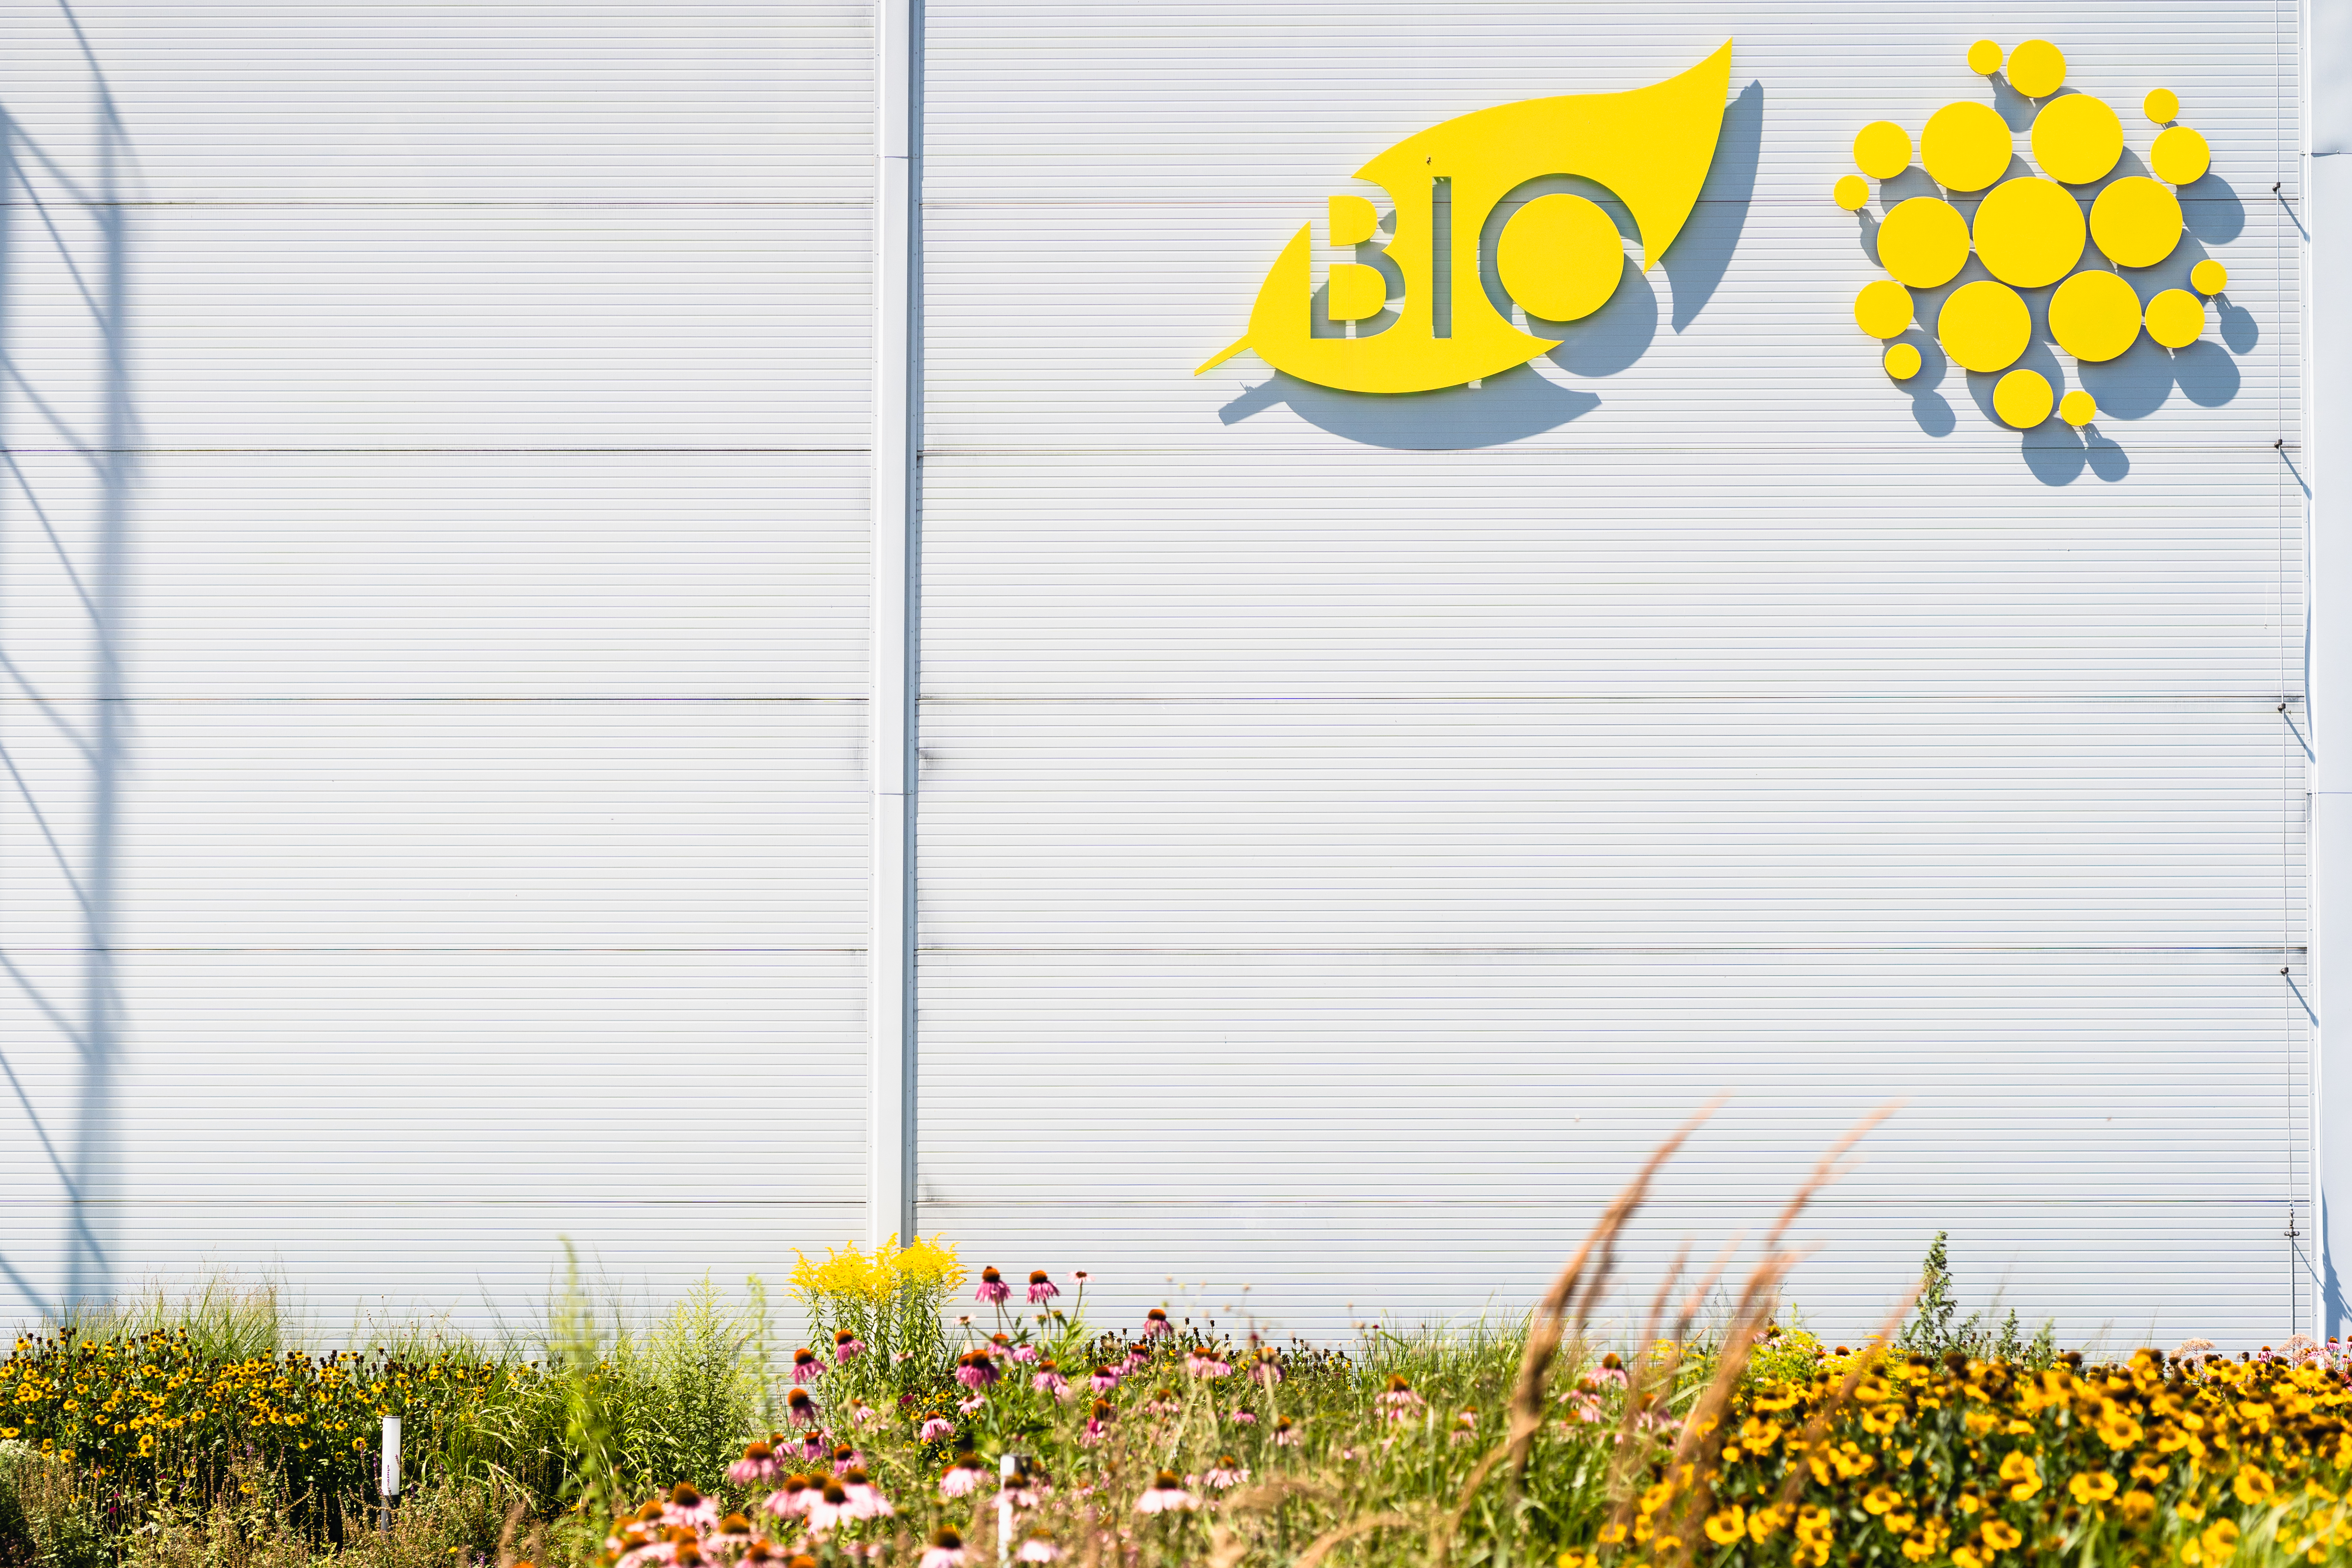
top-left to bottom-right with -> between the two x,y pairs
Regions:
2310,0 -> 2350,1333
867,0 -> 918,1250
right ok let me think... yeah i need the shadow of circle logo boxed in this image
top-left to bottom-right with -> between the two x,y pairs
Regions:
1197,43 -> 1760,451
1837,36 -> 2252,486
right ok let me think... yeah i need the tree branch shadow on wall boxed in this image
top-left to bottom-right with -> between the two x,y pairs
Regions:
0,0 -> 138,1323
1216,80 -> 1763,451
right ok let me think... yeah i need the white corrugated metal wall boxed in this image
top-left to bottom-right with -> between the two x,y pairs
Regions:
914,2 -> 2311,1346
0,3 -> 877,1332
0,0 -> 2317,1350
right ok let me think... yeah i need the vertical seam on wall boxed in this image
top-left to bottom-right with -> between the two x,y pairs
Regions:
903,0 -> 926,1251
869,0 -> 919,1251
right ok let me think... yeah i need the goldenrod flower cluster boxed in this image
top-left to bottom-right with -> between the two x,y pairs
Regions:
1577,1347 -> 2352,1566
788,1235 -> 964,1306
0,1326 -> 532,1500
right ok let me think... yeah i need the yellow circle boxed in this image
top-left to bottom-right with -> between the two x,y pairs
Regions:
1875,196 -> 1972,287
2191,259 -> 2228,295
1854,121 -> 1913,180
2151,125 -> 2211,185
2007,39 -> 2067,99
1495,193 -> 1624,323
1971,176 -> 2086,287
2047,269 -> 2144,361
1993,368 -> 2056,427
2144,287 -> 2204,349
2144,88 -> 2180,124
2031,94 -> 2124,185
1834,174 -> 1871,211
2058,389 -> 2097,425
1884,343 -> 1922,379
1854,279 -> 1914,338
2089,176 -> 2184,268
1939,279 -> 2032,373
1967,39 -> 2003,75
1921,100 -> 2015,191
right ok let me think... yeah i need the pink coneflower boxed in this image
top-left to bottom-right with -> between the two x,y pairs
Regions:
1450,1409 -> 1479,1445
1031,1359 -> 1069,1395
1142,1308 -> 1173,1339
1562,1390 -> 1604,1424
917,1413 -> 954,1442
762,1475 -> 812,1518
831,1444 -> 863,1474
664,1483 -> 719,1528
834,1329 -> 867,1364
785,1388 -> 822,1426
727,1440 -> 781,1486
797,1429 -> 828,1460
1376,1374 -> 1424,1420
1203,1456 -> 1248,1490
1227,1409 -> 1257,1425
1027,1270 -> 1060,1304
1590,1353 -> 1629,1389
1124,1344 -> 1151,1373
1186,1347 -> 1231,1378
1010,1343 -> 1040,1365
1273,1416 -> 1300,1447
850,1398 -> 885,1428
1136,1471 -> 1201,1514
956,1392 -> 988,1414
938,1458 -> 988,1499
976,1267 -> 1011,1305
954,1350 -> 999,1389
920,1528 -> 967,1568
1088,1364 -> 1120,1392
839,1469 -> 894,1519
792,1347 -> 824,1383
1249,1350 -> 1283,1386
1144,1385 -> 1180,1415
1016,1534 -> 1061,1563
804,1481 -> 854,1534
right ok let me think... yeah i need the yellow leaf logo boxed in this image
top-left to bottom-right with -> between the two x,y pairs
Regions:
1198,42 -> 1734,395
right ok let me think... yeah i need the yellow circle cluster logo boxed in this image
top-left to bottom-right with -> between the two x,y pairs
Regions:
1837,37 -> 2222,431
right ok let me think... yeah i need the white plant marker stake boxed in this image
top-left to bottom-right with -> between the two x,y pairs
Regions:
381,1415 -> 402,1533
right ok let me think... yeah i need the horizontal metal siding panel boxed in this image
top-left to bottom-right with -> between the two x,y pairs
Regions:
1,450 -> 868,700
1,954 -> 869,1329
917,697 -> 2297,949
0,3 -> 874,201
923,3 -> 2294,203
93,699 -> 867,950
922,447 -> 2298,698
920,201 -> 2295,453
0,1202 -> 867,1339
918,949 -> 2301,1204
105,952 -> 864,1203
1,205 -> 870,452
914,1200 -> 2298,1348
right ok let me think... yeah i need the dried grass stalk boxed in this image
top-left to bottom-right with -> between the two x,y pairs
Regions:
1426,1100 -> 1723,1568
